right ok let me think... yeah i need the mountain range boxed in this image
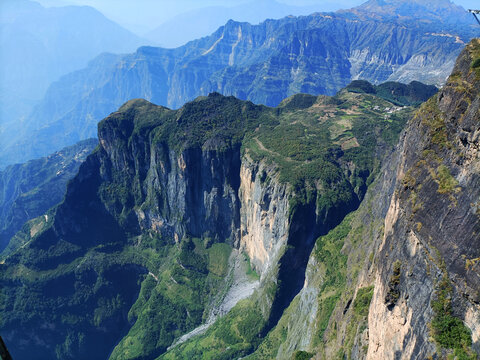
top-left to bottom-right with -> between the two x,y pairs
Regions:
0,0 -> 476,168
144,0 -> 337,48
1,1 -> 480,359
0,0 -> 147,143
0,40 -> 478,359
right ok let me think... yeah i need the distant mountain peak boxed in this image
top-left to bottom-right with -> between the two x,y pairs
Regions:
359,0 -> 456,6
342,0 -> 472,24
353,0 -> 463,12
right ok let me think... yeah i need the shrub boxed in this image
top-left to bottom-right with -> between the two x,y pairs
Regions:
354,285 -> 374,317
293,350 -> 314,360
431,275 -> 474,358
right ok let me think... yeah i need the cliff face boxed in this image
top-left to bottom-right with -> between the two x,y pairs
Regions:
0,85 -> 420,359
98,110 -> 243,246
367,38 -> 480,360
235,40 -> 480,360
238,159 -> 289,276
1,0 -> 469,167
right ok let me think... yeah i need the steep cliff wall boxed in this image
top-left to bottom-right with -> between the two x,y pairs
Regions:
243,40 -> 480,360
367,38 -> 480,360
247,145 -> 400,360
239,158 -> 289,277
0,85 -> 426,359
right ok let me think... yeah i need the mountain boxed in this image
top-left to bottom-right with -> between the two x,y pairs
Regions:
0,0 -> 147,144
2,0 -> 473,168
0,80 -> 427,359
345,80 -> 438,106
145,0 -> 333,48
345,0 -> 475,24
364,35 -> 480,360
164,39 -> 480,360
0,139 -> 97,254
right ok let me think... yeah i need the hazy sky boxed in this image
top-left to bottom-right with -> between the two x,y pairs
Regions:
34,0 -> 480,34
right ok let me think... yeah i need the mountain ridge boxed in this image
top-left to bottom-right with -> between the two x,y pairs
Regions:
1,1 -> 472,168
144,0 -> 329,48
0,138 -> 97,254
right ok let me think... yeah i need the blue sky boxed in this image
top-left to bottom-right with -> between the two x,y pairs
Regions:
34,0 -> 480,34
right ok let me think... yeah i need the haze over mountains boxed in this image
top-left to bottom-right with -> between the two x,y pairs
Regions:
0,0 -> 476,169
0,0 -> 147,145
144,0 -> 337,48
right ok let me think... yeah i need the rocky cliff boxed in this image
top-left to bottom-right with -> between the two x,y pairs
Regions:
0,81 -> 423,359
367,37 -> 480,360
239,39 -> 480,360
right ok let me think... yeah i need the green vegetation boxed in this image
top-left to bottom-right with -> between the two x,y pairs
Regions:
346,80 -> 437,106
244,253 -> 260,281
293,350 -> 314,360
468,39 -> 480,78
110,236 -> 234,359
313,213 -> 376,360
436,165 -> 460,195
208,243 -> 232,277
353,286 -> 374,317
418,96 -> 451,150
1,213 -> 234,360
161,296 -> 267,359
245,90 -> 415,220
431,274 -> 475,359
339,285 -> 375,360
385,260 -> 402,308
102,95 -> 277,154
314,214 -> 352,339
345,80 -> 377,94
